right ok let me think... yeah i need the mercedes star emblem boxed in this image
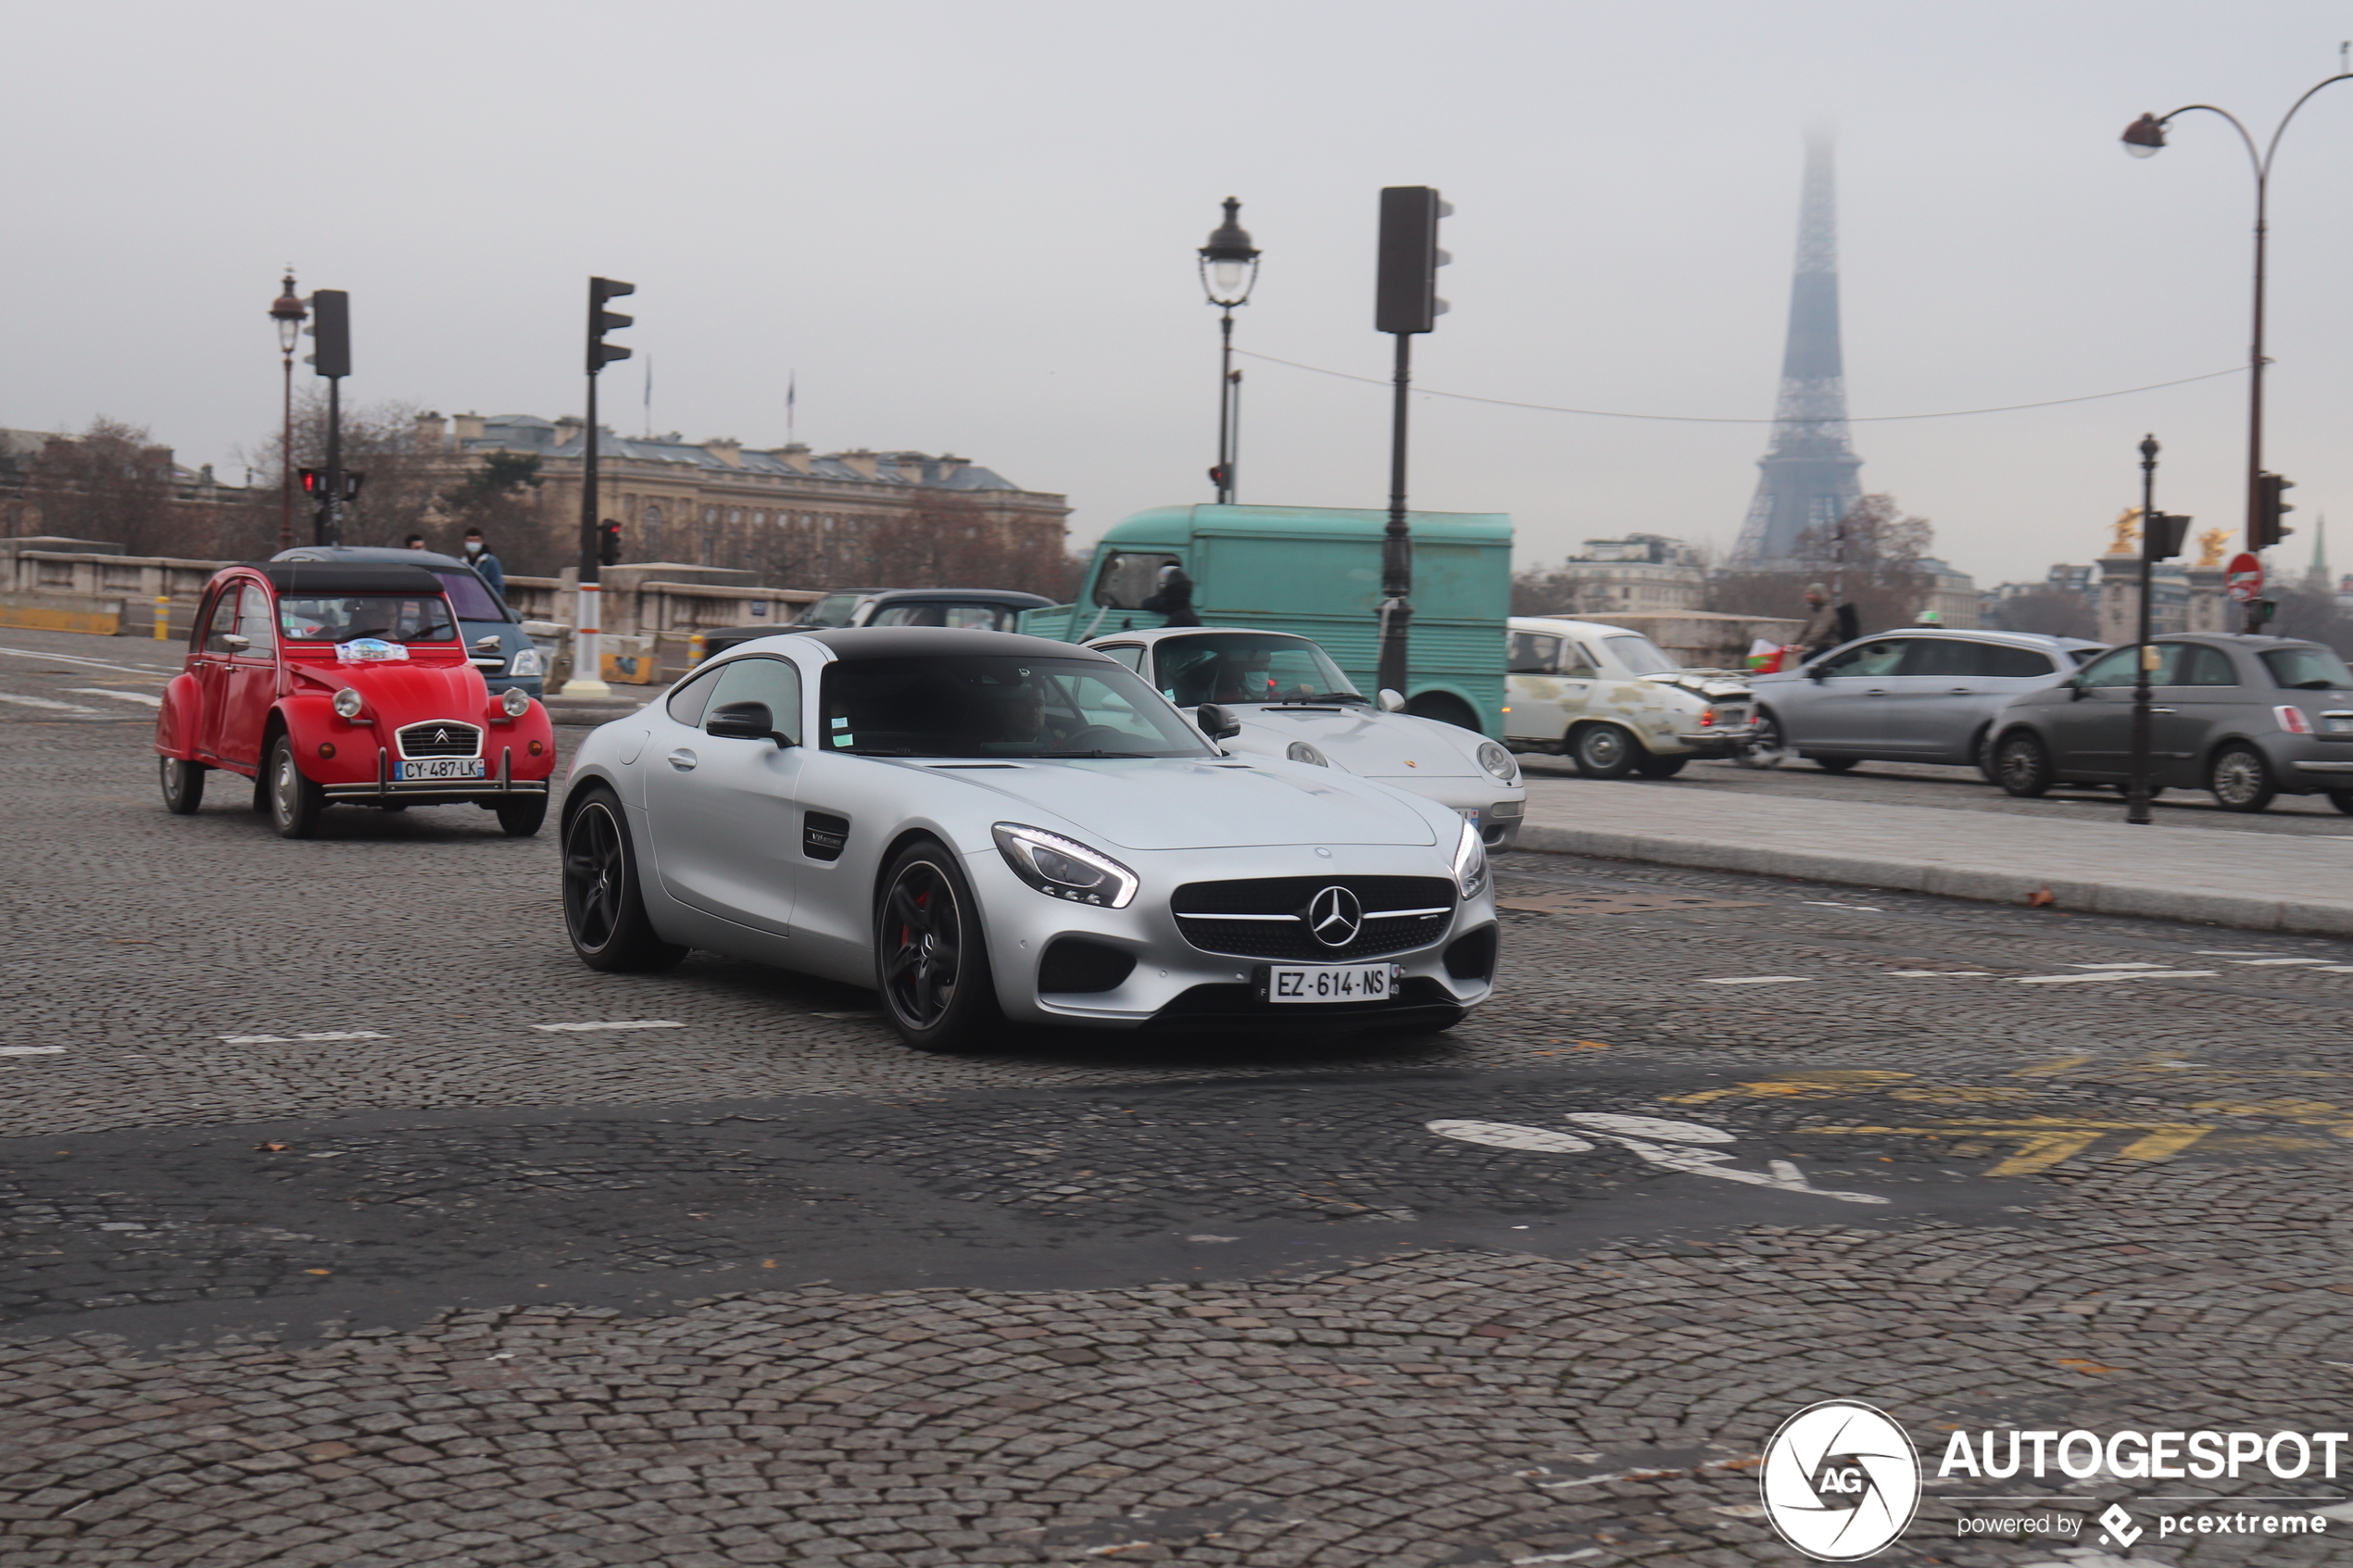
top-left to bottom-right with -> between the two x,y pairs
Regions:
1307,885 -> 1363,947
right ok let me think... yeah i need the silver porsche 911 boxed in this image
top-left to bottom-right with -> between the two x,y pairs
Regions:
560,627 -> 1500,1050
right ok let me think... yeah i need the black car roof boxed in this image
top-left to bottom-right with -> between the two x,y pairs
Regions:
247,562 -> 448,596
800,627 -> 1112,661
863,587 -> 1055,607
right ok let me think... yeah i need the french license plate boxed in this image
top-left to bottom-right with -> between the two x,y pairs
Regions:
2326,716 -> 2353,735
1261,962 -> 1404,1004
1456,808 -> 1481,827
1718,706 -> 1750,725
397,758 -> 486,781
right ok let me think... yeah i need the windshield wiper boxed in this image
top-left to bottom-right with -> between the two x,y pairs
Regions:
1035,749 -> 1158,759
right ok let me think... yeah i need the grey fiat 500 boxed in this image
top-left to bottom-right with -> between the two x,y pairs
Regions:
1988,633 -> 2353,812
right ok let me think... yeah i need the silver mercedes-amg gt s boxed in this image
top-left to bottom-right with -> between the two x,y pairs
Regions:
560,627 -> 1500,1050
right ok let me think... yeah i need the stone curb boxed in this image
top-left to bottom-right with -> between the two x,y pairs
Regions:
1514,822 -> 2353,938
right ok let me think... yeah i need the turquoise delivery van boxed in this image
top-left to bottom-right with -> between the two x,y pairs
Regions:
1020,504 -> 1513,736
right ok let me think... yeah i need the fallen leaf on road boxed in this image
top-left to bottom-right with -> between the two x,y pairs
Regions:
254,1142 -> 288,1152
2027,887 -> 2057,908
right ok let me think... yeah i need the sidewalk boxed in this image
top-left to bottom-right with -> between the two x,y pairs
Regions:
1516,777 -> 2353,936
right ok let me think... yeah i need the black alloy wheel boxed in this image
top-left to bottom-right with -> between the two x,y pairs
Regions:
561,790 -> 686,972
267,734 -> 326,839
875,842 -> 1000,1052
159,755 -> 205,815
1994,731 -> 2053,797
1569,722 -> 1642,780
2208,745 -> 2277,813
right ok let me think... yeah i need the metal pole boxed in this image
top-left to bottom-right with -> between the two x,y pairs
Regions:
321,377 -> 342,547
1227,367 -> 1242,505
279,351 -> 295,551
2244,171 -> 2269,633
2128,434 -> 2159,825
1214,308 -> 1235,504
567,364 -> 607,696
1377,331 -> 1414,699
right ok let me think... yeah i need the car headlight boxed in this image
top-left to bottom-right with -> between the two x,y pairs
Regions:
1286,740 -> 1329,767
992,822 -> 1139,909
1476,740 -> 1518,783
1452,818 -> 1489,900
508,646 -> 545,678
332,687 -> 364,720
501,686 -> 533,718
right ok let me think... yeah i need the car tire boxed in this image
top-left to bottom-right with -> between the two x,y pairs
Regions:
2208,745 -> 2277,812
875,839 -> 1002,1052
159,756 -> 205,815
1633,754 -> 1688,779
497,795 -> 548,838
561,788 -> 686,972
266,734 -> 327,839
1994,731 -> 2053,797
1569,722 -> 1642,780
1814,756 -> 1859,773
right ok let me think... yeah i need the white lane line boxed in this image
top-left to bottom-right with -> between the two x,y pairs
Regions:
0,643 -> 178,675
529,1020 -> 686,1033
220,1030 -> 390,1043
1700,975 -> 1811,985
2013,970 -> 2218,985
0,1046 -> 66,1056
1804,900 -> 1882,912
2229,957 -> 2331,967
66,686 -> 161,707
2318,966 -> 2353,974
2068,962 -> 2175,970
1887,970 -> 1992,977
0,693 -> 99,713
2196,949 -> 2278,956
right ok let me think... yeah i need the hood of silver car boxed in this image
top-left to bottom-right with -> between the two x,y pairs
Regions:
1217,706 -> 1482,779
910,756 -> 1441,849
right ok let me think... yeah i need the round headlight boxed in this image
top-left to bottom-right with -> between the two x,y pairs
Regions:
501,686 -> 533,718
1476,740 -> 1517,782
1286,740 -> 1329,767
332,687 -> 364,720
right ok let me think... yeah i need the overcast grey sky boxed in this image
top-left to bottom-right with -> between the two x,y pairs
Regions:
8,1 -> 2353,585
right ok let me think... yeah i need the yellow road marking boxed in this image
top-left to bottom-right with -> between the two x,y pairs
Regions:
1806,1118 -> 2216,1176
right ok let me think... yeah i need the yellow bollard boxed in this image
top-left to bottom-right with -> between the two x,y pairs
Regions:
153,595 -> 170,640
687,632 -> 707,669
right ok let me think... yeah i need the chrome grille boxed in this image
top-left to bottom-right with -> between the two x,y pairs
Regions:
396,721 -> 482,759
1171,875 -> 1453,962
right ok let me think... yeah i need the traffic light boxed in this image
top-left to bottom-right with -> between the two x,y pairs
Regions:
2253,471 -> 2296,550
2144,511 -> 2191,560
342,472 -> 365,502
308,290 -> 350,379
598,519 -> 623,566
1206,463 -> 1228,490
298,468 -> 321,497
1375,186 -> 1452,335
588,277 -> 635,375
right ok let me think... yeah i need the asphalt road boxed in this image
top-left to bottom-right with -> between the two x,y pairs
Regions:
5,624 -> 2353,1567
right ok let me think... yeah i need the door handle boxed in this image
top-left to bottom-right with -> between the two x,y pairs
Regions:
1864,688 -> 1888,696
666,748 -> 698,771
2147,707 -> 2177,714
1946,686 -> 1973,694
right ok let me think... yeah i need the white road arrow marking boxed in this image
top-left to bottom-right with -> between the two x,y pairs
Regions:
1701,975 -> 1812,985
0,693 -> 98,713
66,686 -> 161,707
1428,1114 -> 1889,1204
2013,970 -> 2217,985
0,1046 -> 66,1056
529,1020 -> 686,1033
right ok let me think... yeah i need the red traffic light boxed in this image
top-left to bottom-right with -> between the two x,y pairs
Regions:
298,468 -> 321,495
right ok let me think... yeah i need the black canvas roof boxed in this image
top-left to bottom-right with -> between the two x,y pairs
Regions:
800,626 -> 1111,661
249,562 -> 447,596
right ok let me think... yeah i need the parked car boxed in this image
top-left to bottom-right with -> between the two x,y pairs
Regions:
561,627 -> 1498,1050
157,561 -> 558,837
1989,633 -> 2353,812
271,546 -> 545,699
1749,627 -> 2105,773
1082,626 -> 1526,848
698,588 -> 1057,660
1503,617 -> 1755,779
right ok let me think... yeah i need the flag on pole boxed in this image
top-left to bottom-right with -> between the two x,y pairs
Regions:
786,373 -> 797,444
642,354 -> 652,437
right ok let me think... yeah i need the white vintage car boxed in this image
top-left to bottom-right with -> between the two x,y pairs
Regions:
1504,616 -> 1755,778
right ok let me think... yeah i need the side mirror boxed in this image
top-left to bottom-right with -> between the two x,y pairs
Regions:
2068,681 -> 2088,701
1806,664 -> 1827,683
1377,688 -> 1408,713
707,701 -> 790,746
1196,703 -> 1242,741
473,634 -> 504,653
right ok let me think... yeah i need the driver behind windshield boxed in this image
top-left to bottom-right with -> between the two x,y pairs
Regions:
1157,634 -> 1360,707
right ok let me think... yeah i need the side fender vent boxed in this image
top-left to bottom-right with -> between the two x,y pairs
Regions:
802,810 -> 849,861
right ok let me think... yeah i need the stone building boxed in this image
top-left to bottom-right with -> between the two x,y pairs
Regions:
411,413 -> 1070,583
1536,534 -> 1707,616
1915,557 -> 1981,628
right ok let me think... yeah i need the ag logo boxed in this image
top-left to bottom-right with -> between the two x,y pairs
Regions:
1759,1399 -> 1920,1561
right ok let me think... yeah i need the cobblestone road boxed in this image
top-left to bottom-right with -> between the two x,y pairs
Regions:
4,628 -> 2351,1566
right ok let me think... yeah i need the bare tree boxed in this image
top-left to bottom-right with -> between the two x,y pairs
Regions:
240,392 -> 442,551
25,419 -> 177,553
1707,494 -> 1934,637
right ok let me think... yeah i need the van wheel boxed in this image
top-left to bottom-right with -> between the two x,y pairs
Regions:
2209,745 -> 2276,812
1405,691 -> 1482,732
159,756 -> 205,815
1569,723 -> 1641,780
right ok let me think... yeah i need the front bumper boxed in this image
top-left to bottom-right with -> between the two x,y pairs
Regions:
965,838 -> 1499,1032
1359,774 -> 1526,849
321,742 -> 555,802
1665,722 -> 1757,758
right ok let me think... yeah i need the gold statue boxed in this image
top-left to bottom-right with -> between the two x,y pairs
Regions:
2195,527 -> 2230,569
2106,507 -> 2142,556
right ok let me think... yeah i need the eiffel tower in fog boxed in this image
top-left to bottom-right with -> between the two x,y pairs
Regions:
1731,133 -> 1865,566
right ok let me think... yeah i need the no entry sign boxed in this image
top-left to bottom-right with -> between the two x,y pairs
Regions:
2225,552 -> 2264,602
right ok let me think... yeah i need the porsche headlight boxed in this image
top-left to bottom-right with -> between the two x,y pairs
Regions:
1452,818 -> 1489,900
992,822 -> 1139,909
1476,740 -> 1518,783
508,646 -> 545,678
501,686 -> 533,718
1286,740 -> 1329,767
332,687 -> 364,720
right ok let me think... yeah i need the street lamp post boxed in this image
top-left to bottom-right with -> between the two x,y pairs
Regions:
268,272 -> 306,552
2121,67 -> 2353,594
1198,197 -> 1260,505
2128,435 -> 2162,826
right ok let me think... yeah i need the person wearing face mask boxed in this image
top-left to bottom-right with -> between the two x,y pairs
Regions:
461,528 -> 507,601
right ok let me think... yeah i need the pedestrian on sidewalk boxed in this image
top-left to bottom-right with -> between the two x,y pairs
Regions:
461,528 -> 507,602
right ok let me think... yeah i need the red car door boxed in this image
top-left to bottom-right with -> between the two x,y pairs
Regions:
193,586 -> 242,760
217,582 -> 280,769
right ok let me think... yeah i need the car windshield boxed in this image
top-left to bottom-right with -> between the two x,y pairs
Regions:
1152,633 -> 1363,706
1603,633 -> 1680,675
819,655 -> 1212,759
277,594 -> 457,645
429,568 -> 507,621
2262,645 -> 2353,690
800,592 -> 869,629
